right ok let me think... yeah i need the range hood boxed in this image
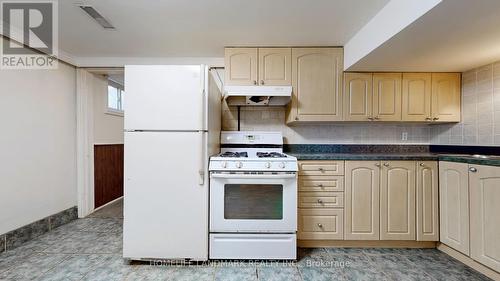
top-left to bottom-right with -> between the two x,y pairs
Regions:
223,85 -> 292,106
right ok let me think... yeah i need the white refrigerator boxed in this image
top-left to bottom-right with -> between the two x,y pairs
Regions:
123,65 -> 221,261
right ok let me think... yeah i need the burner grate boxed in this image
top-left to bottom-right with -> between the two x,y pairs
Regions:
256,152 -> 287,158
219,152 -> 248,158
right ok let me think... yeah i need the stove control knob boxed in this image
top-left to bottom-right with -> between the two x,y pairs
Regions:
279,162 -> 286,169
222,162 -> 227,168
265,162 -> 271,168
236,162 -> 243,169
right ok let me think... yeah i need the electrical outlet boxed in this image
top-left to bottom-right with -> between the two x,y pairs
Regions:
402,132 -> 408,141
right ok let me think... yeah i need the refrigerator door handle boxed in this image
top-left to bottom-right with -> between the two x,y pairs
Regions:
198,131 -> 205,185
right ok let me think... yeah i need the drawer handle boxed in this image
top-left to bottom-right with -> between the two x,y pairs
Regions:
318,167 -> 324,171
317,199 -> 323,204
317,223 -> 323,228
317,184 -> 324,187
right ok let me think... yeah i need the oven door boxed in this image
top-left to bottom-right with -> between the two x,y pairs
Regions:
210,172 -> 297,233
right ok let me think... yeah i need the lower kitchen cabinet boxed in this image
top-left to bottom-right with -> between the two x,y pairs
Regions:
380,161 -> 415,240
298,209 -> 344,240
416,161 -> 439,241
439,161 -> 470,255
344,161 -> 380,240
297,160 -> 441,246
469,164 -> 500,272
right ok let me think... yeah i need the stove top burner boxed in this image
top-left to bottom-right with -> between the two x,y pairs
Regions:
256,152 -> 287,158
219,152 -> 248,158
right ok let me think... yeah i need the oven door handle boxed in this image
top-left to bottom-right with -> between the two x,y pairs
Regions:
210,173 -> 296,179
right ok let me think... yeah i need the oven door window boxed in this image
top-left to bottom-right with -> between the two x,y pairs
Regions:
224,184 -> 283,220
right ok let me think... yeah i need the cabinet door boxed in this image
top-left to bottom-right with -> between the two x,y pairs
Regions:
402,73 -> 432,121
258,48 -> 291,86
380,161 -> 415,240
290,48 -> 343,122
373,73 -> 402,121
343,73 -> 373,121
469,165 -> 500,272
439,161 -> 469,255
431,73 -> 461,122
416,161 -> 439,241
345,161 -> 380,240
224,48 -> 258,86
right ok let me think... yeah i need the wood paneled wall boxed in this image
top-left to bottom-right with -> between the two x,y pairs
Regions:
94,144 -> 124,208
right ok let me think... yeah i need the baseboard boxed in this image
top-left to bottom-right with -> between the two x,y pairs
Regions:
298,240 -> 437,248
0,206 -> 78,253
437,243 -> 500,280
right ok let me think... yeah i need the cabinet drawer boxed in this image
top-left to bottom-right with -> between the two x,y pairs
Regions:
298,209 -> 344,240
299,192 -> 344,208
299,176 -> 344,192
299,161 -> 345,176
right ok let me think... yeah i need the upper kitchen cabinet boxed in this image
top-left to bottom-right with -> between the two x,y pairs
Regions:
287,48 -> 343,123
373,73 -> 402,121
258,48 -> 291,86
402,73 -> 432,121
431,73 -> 461,122
225,48 -> 258,86
224,47 -> 291,86
343,73 -> 373,121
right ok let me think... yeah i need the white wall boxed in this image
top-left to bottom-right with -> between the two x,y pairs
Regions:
344,0 -> 441,70
0,43 -> 77,233
92,74 -> 124,144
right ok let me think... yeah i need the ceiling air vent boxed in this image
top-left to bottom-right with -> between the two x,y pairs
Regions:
79,6 -> 115,29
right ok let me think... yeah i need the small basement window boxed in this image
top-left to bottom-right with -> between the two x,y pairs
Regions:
107,81 -> 124,115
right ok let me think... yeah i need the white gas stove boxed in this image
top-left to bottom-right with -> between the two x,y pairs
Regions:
209,131 -> 298,260
209,131 -> 298,172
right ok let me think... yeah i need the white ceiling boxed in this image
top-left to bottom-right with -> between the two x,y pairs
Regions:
347,0 -> 500,72
59,0 -> 389,59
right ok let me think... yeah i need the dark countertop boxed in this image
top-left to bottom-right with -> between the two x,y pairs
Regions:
289,153 -> 438,161
289,153 -> 500,167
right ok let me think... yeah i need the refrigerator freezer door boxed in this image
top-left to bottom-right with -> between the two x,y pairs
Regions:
123,131 -> 208,260
124,65 -> 206,131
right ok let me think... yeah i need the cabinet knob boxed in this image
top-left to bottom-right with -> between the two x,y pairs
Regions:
383,162 -> 389,167
375,163 -> 381,167
295,117 -> 299,121
433,117 -> 440,121
317,184 -> 324,187
317,199 -> 323,204
419,163 -> 425,167
425,117 -> 432,121
374,116 -> 380,120
368,116 -> 374,121
260,80 -> 265,85
318,167 -> 324,171
253,80 -> 257,85
469,167 -> 477,173
317,223 -> 323,228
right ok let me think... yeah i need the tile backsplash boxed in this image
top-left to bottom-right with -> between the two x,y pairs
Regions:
222,104 -> 431,144
222,61 -> 500,146
431,61 -> 500,146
